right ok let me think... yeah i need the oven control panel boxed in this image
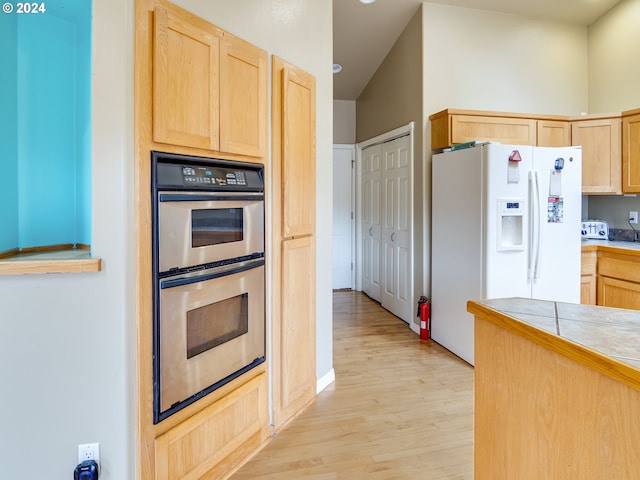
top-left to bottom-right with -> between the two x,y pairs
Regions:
154,153 -> 264,192
181,166 -> 248,187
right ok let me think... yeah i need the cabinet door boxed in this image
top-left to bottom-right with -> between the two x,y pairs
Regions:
281,65 -> 316,238
580,250 -> 597,305
537,120 -> 571,147
153,3 -> 220,150
277,236 -> 316,422
623,114 -> 640,193
219,35 -> 267,157
597,276 -> 640,310
451,115 -> 537,146
572,119 -> 621,194
271,57 -> 317,428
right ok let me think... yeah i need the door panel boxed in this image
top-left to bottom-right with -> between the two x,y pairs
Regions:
333,146 -> 354,289
381,135 -> 412,323
362,145 -> 382,301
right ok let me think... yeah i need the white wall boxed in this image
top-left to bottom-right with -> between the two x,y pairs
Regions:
0,0 -> 333,479
333,99 -> 356,144
423,3 -> 588,116
588,0 -> 640,113
0,1 -> 135,479
422,2 -> 589,297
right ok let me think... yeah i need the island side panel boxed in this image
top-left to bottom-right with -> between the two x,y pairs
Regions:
474,315 -> 640,479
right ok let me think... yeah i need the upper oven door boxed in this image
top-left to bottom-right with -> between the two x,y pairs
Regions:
158,191 -> 264,272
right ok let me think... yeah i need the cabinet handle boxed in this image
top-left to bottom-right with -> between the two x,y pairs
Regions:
369,226 -> 374,237
391,232 -> 396,243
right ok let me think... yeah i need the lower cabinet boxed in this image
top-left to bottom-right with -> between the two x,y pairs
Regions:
154,373 -> 269,480
598,276 -> 640,310
596,250 -> 640,309
580,249 -> 597,305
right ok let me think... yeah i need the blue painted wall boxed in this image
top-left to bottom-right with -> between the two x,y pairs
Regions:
10,2 -> 92,250
0,14 -> 18,253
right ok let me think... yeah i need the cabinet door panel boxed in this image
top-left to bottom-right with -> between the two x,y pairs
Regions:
279,236 -> 316,418
219,36 -> 267,157
451,115 -> 536,146
153,4 -> 219,150
282,67 -> 316,238
623,114 -> 640,193
537,120 -> 571,147
598,276 -> 640,310
572,119 -> 621,194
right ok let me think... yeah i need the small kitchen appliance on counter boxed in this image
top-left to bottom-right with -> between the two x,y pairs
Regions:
581,220 -> 609,240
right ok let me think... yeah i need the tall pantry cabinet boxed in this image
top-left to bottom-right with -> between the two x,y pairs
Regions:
271,57 -> 317,428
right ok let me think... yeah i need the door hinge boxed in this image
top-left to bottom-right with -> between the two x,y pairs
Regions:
351,262 -> 354,271
351,159 -> 355,168
351,211 -> 354,220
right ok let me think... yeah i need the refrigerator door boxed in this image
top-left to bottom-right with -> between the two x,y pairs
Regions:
484,144 -> 533,299
530,146 -> 582,302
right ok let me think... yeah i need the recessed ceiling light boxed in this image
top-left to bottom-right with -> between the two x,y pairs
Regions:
333,64 -> 343,74
359,0 -> 376,4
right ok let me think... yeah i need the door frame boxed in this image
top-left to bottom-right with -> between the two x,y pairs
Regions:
355,122 -> 418,333
332,144 -> 356,290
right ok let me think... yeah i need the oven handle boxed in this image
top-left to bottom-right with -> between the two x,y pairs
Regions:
159,193 -> 264,202
160,259 -> 264,289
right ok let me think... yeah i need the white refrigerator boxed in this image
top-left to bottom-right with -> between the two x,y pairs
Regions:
431,143 -> 582,365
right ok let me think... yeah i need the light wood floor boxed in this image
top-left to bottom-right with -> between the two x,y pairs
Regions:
232,291 -> 474,479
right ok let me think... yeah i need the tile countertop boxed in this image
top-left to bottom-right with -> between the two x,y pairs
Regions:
582,239 -> 640,254
467,297 -> 640,392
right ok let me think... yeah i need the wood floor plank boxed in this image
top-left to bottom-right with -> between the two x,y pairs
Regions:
231,291 -> 473,479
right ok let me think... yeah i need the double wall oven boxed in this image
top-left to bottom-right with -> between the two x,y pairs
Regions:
152,151 -> 265,423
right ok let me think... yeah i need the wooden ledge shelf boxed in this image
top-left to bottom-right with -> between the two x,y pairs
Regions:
0,249 -> 102,275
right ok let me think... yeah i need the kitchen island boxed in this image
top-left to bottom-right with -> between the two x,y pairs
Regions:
467,298 -> 640,479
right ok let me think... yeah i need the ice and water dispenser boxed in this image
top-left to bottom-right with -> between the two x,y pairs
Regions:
497,199 -> 524,251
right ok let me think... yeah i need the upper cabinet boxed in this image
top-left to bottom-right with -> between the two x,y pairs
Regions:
571,115 -> 621,195
429,108 -> 640,195
152,1 -> 267,158
219,35 -> 268,157
429,109 -> 570,151
622,109 -> 640,193
537,120 -> 571,147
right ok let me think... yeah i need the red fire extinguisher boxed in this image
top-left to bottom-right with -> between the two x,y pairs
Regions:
417,296 -> 430,340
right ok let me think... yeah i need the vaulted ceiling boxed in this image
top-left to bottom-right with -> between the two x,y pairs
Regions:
333,0 -> 622,100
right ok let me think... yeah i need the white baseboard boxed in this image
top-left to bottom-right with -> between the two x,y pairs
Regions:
316,368 -> 335,393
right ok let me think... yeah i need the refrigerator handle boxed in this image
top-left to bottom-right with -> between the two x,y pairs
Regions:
532,171 -> 541,280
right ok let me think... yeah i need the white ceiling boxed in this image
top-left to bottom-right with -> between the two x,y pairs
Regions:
333,0 -> 622,100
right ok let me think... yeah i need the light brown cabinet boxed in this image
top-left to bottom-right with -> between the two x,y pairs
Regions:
429,109 -> 572,151
537,120 -> 571,147
580,249 -> 597,305
271,56 -> 317,428
152,0 -> 267,158
597,250 -> 640,309
622,110 -> 640,193
571,115 -> 622,194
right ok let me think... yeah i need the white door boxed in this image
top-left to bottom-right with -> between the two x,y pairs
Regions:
380,135 -> 413,323
332,145 -> 354,289
362,144 -> 382,301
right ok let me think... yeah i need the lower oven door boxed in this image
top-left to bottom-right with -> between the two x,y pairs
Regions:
155,259 -> 265,422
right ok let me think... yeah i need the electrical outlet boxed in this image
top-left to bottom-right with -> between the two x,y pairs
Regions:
630,211 -> 638,224
78,443 -> 100,467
